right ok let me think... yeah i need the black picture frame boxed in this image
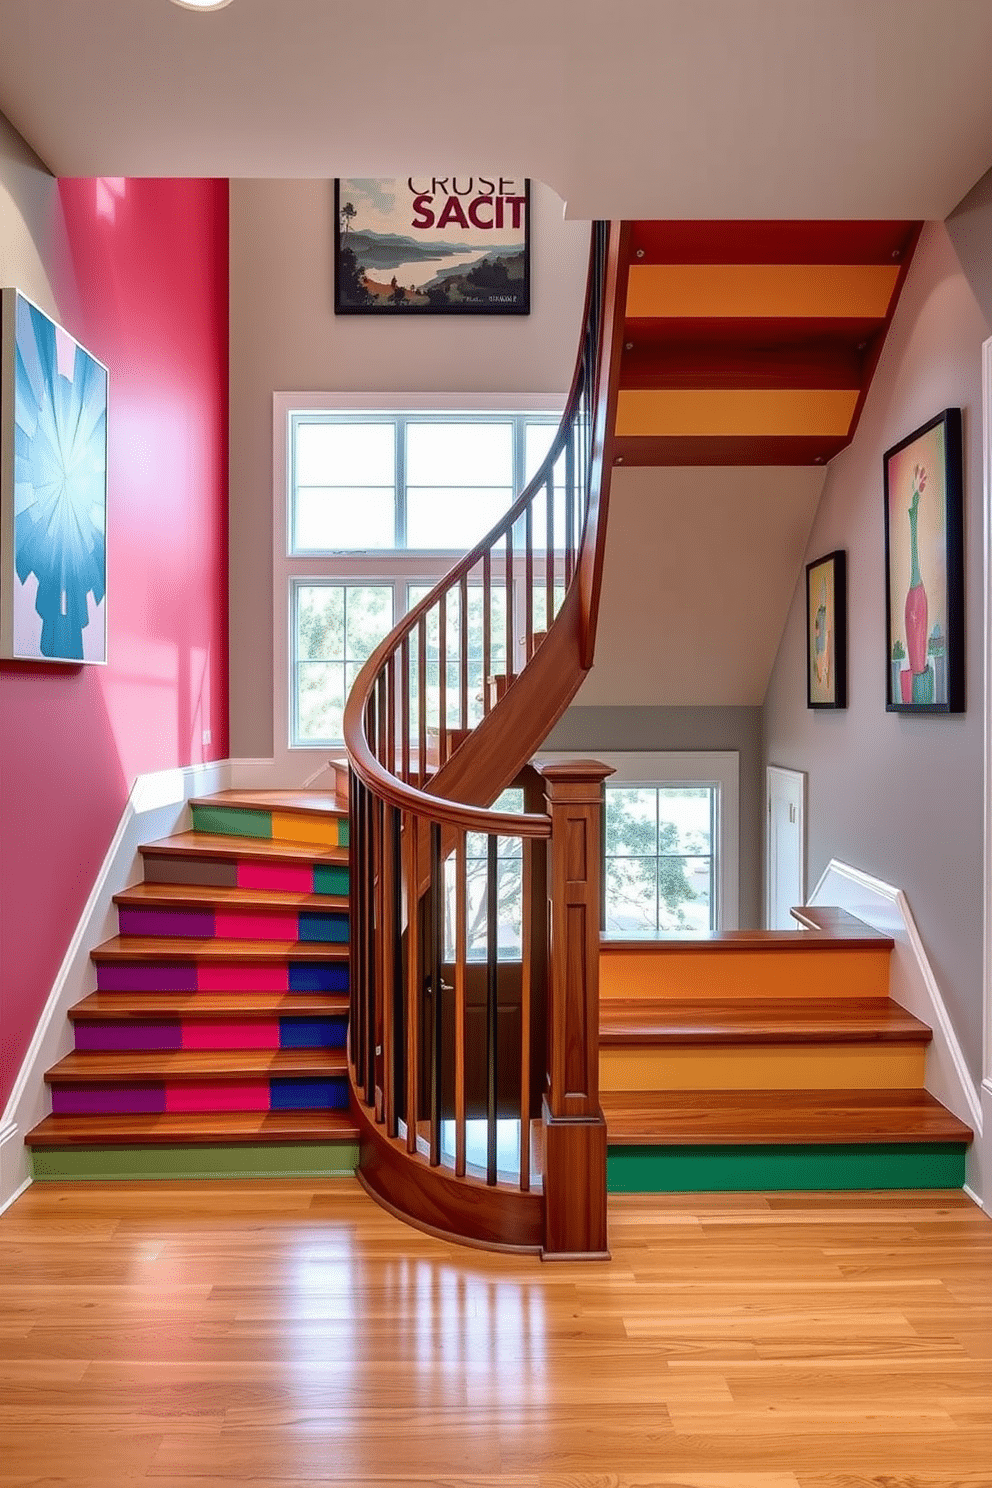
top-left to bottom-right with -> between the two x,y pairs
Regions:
334,177 -> 530,316
883,407 -> 964,713
806,549 -> 847,709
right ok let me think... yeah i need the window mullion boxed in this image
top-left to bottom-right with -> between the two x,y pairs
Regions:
395,417 -> 406,548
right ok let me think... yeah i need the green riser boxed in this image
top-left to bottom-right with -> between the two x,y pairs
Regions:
190,804 -> 348,846
32,1139 -> 966,1191
31,1143 -> 359,1181
606,1142 -> 967,1193
191,804 -> 272,839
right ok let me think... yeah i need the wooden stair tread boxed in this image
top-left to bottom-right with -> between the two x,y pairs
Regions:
114,882 -> 347,913
191,789 -> 348,818
25,1110 -> 359,1147
91,935 -> 347,962
598,997 -> 932,1045
46,1048 -> 348,1082
141,832 -> 348,866
600,1089 -> 974,1146
600,925 -> 894,951
68,991 -> 349,1020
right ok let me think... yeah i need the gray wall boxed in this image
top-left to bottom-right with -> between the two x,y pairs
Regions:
228,178 -> 589,760
763,212 -> 992,1084
546,705 -> 763,929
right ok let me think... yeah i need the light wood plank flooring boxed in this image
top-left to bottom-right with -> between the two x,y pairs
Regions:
1,1179 -> 990,1486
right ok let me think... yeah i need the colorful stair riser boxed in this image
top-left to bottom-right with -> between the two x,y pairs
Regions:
95,962 -> 348,992
116,907 -> 348,942
144,859 -> 349,896
50,1077 -> 349,1116
73,1016 -> 346,1052
189,804 -> 349,848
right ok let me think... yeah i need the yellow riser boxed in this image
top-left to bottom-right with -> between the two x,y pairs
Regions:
269,811 -> 341,846
600,947 -> 891,1001
625,262 -> 900,321
598,1041 -> 926,1093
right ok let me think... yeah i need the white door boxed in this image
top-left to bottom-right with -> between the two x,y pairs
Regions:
766,765 -> 805,929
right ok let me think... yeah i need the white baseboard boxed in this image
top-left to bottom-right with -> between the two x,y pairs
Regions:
811,859 -> 984,1194
0,759 -> 231,1212
977,1080 -> 992,1214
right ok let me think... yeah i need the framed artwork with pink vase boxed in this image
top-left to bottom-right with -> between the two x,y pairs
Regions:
883,407 -> 963,713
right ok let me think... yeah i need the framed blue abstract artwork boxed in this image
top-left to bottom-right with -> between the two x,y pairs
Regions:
1,289 -> 108,663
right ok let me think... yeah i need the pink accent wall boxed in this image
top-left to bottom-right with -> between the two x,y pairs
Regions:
0,178 -> 229,1108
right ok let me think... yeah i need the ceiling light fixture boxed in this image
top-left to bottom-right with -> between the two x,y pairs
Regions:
169,0 -> 234,11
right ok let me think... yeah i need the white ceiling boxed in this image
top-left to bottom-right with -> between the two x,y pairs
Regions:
0,0 -> 990,220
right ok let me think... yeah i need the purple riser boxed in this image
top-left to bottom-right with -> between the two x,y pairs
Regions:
51,1085 -> 164,1114
97,964 -> 197,991
74,1023 -> 181,1051
118,908 -> 214,937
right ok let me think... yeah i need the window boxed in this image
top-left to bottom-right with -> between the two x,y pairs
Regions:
605,785 -> 716,934
275,396 -> 565,755
288,410 -> 560,558
540,751 -> 740,934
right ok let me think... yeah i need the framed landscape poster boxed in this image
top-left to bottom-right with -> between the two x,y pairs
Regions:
334,177 -> 530,315
883,407 -> 963,713
1,289 -> 108,663
806,549 -> 847,709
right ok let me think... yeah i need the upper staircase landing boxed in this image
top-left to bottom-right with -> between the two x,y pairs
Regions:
615,220 -> 921,466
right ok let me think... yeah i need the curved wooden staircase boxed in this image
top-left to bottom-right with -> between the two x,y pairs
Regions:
24,218 -> 971,1228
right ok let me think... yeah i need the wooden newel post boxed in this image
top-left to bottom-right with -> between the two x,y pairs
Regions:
535,759 -> 613,1260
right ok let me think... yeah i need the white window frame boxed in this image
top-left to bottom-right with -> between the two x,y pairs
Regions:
273,392 -> 565,780
537,750 -> 740,933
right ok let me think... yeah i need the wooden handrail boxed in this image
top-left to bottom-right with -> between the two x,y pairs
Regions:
344,222 -> 626,1255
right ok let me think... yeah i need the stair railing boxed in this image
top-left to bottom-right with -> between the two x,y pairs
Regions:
343,221 -> 628,1255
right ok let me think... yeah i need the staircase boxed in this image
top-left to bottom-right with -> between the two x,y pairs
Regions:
22,219 -> 972,1223
599,909 -> 972,1192
25,787 -> 360,1181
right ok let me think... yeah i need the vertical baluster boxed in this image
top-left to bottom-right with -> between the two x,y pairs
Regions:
459,573 -> 469,733
380,797 -> 395,1133
519,835 -> 532,1193
565,429 -> 576,586
390,803 -> 404,1137
374,791 -> 386,1118
404,812 -> 420,1153
505,521 -> 515,684
355,776 -> 368,1094
429,821 -> 443,1167
545,473 -> 554,631
401,635 -> 411,785
367,785 -> 377,1113
482,549 -> 492,717
454,829 -> 467,1178
524,500 -> 534,660
376,673 -> 387,767
348,772 -> 362,1080
369,794 -> 382,1114
386,652 -> 397,778
486,832 -> 498,1186
417,614 -> 427,787
438,592 -> 447,764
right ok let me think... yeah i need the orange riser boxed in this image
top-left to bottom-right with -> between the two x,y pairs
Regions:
600,947 -> 892,1001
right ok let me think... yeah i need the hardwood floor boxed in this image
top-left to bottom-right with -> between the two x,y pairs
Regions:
1,1180 -> 990,1486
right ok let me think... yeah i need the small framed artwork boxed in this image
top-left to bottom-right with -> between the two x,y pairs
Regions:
806,549 -> 847,708
334,177 -> 530,315
1,289 -> 108,663
883,407 -> 963,712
